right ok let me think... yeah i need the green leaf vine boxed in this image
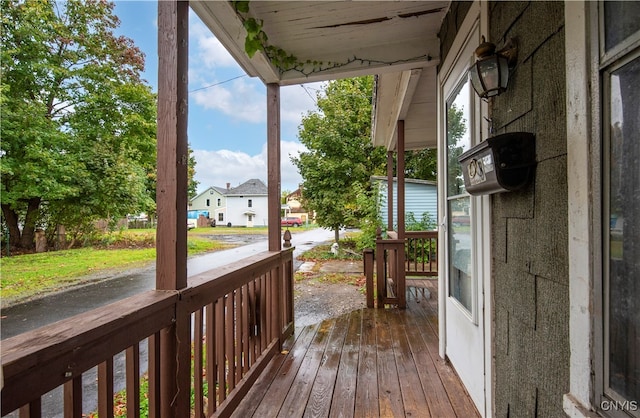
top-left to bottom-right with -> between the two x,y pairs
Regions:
232,1 -> 297,69
231,0 -> 323,74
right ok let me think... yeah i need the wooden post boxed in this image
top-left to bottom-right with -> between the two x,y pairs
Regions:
364,249 -> 374,308
397,120 -> 406,308
387,151 -> 394,232
267,83 -> 282,252
156,1 -> 190,415
397,120 -> 405,241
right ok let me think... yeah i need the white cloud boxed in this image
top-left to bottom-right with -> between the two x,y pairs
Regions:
191,78 -> 265,123
281,82 -> 325,126
193,140 -> 306,194
189,11 -> 238,69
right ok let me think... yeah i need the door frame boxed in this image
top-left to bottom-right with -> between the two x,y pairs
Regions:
436,1 -> 493,416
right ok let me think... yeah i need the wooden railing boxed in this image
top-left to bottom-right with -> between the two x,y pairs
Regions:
1,249 -> 294,418
405,231 -> 438,277
364,230 -> 438,309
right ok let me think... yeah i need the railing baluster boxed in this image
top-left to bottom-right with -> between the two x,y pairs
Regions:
18,400 -> 41,418
235,288 -> 243,383
241,284 -> 250,372
126,344 -> 140,418
63,376 -> 82,418
98,359 -> 114,418
205,302 -> 216,415
249,279 -> 258,364
225,292 -> 235,392
216,297 -> 226,404
194,309 -> 205,418
148,332 -> 161,418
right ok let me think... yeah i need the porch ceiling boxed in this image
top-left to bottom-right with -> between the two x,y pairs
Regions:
190,0 -> 447,152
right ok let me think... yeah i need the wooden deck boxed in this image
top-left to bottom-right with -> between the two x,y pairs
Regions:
230,280 -> 479,418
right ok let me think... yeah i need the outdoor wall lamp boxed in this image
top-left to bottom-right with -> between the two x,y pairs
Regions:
469,37 -> 518,99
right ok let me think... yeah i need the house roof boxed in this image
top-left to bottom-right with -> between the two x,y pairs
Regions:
190,186 -> 224,203
225,179 -> 268,196
190,1 -> 446,153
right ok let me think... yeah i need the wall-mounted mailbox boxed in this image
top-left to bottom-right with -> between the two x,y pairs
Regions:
458,132 -> 535,195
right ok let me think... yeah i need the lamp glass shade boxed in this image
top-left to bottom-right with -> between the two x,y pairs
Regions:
469,54 -> 510,98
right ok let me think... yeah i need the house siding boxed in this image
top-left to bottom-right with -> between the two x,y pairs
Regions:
375,178 -> 437,228
441,2 -> 570,416
226,195 -> 268,227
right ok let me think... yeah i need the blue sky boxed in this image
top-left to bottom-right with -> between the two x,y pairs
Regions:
114,2 -> 324,194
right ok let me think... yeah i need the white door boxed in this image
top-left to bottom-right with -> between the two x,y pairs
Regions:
438,9 -> 491,417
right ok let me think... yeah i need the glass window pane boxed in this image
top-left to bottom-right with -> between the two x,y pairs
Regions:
447,79 -> 471,197
608,55 -> 640,402
446,77 -> 473,313
449,197 -> 472,312
604,1 -> 640,52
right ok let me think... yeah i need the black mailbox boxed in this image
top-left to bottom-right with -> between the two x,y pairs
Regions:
458,132 -> 535,195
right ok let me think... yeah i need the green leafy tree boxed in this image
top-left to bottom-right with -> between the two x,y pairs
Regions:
187,146 -> 199,201
446,103 -> 467,194
403,148 -> 437,181
1,0 -> 157,249
292,77 -> 387,243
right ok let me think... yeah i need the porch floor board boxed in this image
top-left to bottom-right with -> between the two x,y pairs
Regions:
230,280 -> 479,418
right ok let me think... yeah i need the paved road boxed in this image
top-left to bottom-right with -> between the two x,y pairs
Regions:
1,227 -> 337,417
1,227 -> 336,339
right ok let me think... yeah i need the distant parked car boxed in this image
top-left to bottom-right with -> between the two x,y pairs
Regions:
187,219 -> 196,230
281,216 -> 302,227
452,215 -> 470,226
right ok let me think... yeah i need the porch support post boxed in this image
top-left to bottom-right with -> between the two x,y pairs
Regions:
387,151 -> 394,232
267,83 -> 282,251
156,1 -> 190,415
397,120 -> 405,240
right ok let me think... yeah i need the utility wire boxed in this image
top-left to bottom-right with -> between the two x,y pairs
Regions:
189,74 -> 247,93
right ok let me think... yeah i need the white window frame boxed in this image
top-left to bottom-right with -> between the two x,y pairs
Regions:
564,2 -> 640,417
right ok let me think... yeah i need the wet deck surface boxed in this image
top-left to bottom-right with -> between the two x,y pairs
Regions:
231,280 -> 479,418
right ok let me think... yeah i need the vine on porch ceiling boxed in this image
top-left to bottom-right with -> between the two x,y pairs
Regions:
231,1 -> 433,77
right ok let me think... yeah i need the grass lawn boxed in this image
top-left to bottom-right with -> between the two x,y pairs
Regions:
0,230 -> 232,303
1,225 -> 319,304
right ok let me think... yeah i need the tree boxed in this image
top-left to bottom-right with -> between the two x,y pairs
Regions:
292,77 -> 387,243
446,103 -> 467,194
1,0 -> 157,249
403,148 -> 437,181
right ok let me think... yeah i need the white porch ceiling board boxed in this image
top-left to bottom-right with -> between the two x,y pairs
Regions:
191,1 -> 448,86
190,1 -> 280,83
403,67 -> 437,150
405,127 -> 437,150
372,71 -> 416,150
372,67 -> 437,152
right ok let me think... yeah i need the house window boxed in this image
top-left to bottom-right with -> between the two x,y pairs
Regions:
446,76 -> 473,315
206,199 -> 210,207
248,199 -> 252,208
217,198 -> 221,207
601,2 -> 640,415
218,213 -> 224,222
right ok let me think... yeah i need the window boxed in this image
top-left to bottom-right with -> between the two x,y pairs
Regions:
206,199 -> 210,207
446,77 -> 474,314
601,2 -> 640,415
218,213 -> 224,222
248,199 -> 252,208
217,198 -> 221,207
